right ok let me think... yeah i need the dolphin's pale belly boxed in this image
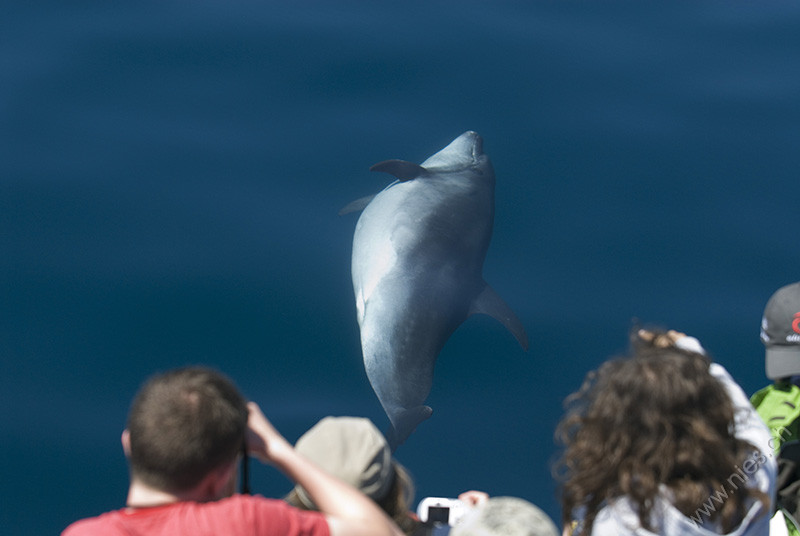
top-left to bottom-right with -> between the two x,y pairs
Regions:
359,257 -> 476,407
353,176 -> 490,440
353,178 -> 488,313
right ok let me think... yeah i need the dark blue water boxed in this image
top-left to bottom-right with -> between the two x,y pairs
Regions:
3,2 -> 800,534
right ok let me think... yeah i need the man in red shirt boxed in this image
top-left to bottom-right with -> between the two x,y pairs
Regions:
62,366 -> 404,536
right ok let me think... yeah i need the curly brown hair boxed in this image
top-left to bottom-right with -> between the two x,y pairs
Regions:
555,330 -> 769,534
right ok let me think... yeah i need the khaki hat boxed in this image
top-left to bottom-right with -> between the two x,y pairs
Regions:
451,497 -> 559,536
293,416 -> 395,508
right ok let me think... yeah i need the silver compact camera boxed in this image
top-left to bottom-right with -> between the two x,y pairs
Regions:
417,497 -> 468,527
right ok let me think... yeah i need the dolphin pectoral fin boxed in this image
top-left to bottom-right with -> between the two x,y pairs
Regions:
388,405 -> 433,451
370,159 -> 428,181
338,194 -> 377,215
469,284 -> 530,351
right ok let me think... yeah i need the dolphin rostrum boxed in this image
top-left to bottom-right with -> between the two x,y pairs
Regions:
344,131 -> 528,449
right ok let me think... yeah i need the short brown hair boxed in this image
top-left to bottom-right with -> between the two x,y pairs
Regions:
126,367 -> 248,493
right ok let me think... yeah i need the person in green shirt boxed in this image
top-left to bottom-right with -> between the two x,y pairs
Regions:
751,281 -> 800,535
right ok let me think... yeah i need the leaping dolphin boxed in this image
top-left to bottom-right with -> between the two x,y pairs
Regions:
343,131 -> 528,449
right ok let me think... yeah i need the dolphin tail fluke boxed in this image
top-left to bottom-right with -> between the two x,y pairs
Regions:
469,283 -> 529,351
388,405 -> 433,451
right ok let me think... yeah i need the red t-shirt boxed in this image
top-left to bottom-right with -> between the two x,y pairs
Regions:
61,494 -> 330,536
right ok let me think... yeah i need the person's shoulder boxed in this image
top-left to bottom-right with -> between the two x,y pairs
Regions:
212,493 -> 300,511
590,498 -> 642,535
61,510 -> 124,536
752,382 -> 800,415
210,495 -> 330,534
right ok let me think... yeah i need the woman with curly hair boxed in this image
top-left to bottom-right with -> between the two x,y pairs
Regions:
556,329 -> 776,536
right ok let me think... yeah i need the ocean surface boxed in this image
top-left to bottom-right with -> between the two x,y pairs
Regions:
2,2 -> 800,534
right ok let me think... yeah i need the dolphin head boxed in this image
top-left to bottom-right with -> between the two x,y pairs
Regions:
420,131 -> 489,174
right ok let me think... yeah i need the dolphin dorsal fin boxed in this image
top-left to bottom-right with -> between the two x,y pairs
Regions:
338,194 -> 376,215
370,159 -> 427,181
469,283 -> 529,351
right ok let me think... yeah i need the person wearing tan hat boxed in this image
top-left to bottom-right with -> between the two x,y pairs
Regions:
286,416 -> 419,535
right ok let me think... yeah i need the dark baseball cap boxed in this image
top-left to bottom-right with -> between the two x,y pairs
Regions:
761,282 -> 800,380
